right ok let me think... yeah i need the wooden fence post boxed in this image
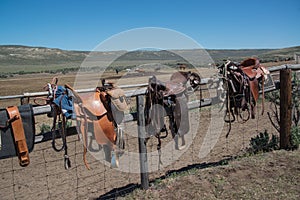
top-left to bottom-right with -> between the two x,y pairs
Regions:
136,95 -> 149,189
280,69 -> 292,149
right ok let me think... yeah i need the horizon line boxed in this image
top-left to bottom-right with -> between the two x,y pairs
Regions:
0,44 -> 299,52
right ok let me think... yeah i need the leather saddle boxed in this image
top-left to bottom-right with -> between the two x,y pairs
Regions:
146,75 -> 189,137
228,58 -> 268,119
239,58 -> 266,103
74,90 -> 116,146
163,81 -> 186,96
149,78 -> 186,97
65,83 -> 127,169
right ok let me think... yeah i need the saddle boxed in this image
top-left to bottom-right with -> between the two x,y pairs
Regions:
151,79 -> 186,97
225,58 -> 268,120
74,90 -> 116,146
0,104 -> 35,166
145,75 -> 190,138
67,83 -> 127,169
163,82 -> 186,96
239,58 -> 266,107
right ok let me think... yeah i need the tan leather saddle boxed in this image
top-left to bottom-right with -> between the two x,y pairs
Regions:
74,90 -> 116,146
66,83 -> 127,169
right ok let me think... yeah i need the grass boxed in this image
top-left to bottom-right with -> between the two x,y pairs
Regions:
117,149 -> 300,199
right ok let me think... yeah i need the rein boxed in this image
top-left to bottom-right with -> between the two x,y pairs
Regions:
44,78 -> 71,169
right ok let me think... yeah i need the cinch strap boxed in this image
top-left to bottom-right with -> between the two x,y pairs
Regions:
6,106 -> 30,167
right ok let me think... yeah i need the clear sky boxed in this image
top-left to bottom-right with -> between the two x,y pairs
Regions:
0,0 -> 299,50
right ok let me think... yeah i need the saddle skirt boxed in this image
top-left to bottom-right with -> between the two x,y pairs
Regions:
241,66 -> 257,79
106,88 -> 128,112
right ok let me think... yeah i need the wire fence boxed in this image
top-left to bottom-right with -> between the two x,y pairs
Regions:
0,65 -> 300,199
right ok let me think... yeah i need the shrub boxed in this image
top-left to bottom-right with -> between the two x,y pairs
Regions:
291,126 -> 300,150
39,123 -> 51,133
248,130 -> 279,154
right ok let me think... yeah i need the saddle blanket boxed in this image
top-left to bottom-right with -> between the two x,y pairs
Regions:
0,104 -> 35,159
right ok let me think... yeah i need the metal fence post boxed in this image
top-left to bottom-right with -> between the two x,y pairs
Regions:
136,95 -> 149,189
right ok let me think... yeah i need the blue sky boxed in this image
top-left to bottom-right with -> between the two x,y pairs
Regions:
0,0 -> 299,50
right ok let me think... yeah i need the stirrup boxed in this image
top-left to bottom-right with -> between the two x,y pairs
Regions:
239,109 -> 250,123
224,110 -> 235,123
174,135 -> 186,150
110,151 -> 119,168
64,155 -> 71,170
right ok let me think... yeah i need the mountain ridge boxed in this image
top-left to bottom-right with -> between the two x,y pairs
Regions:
0,45 -> 299,74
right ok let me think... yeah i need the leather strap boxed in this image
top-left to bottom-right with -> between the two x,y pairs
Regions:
6,106 -> 30,167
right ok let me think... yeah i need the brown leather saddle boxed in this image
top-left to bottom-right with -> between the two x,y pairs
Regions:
223,58 -> 268,124
67,83 -> 127,169
240,58 -> 266,107
74,90 -> 116,146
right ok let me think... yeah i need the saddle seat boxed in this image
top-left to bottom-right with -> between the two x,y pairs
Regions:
79,91 -> 107,116
241,66 -> 257,79
163,81 -> 185,96
149,78 -> 185,97
239,58 -> 259,79
239,58 -> 266,103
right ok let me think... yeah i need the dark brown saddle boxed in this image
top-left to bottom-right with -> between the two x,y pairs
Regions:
225,58 -> 268,121
145,75 -> 190,138
152,79 -> 186,97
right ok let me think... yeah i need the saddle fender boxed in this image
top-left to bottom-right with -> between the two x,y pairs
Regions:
174,94 -> 190,136
248,78 -> 259,103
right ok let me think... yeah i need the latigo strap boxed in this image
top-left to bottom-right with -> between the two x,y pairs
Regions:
6,106 -> 30,167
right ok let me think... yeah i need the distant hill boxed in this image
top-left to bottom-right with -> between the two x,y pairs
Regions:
0,45 -> 299,75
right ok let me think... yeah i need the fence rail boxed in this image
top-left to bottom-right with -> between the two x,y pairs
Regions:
1,63 -> 300,101
1,63 -> 300,194
1,63 -> 300,143
1,63 -> 299,135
